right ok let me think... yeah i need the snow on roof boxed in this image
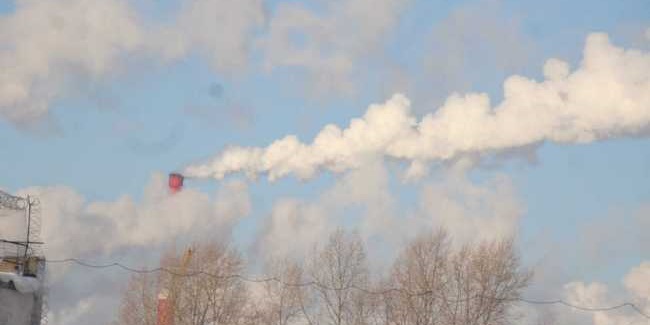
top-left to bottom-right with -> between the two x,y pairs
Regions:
0,271 -> 40,294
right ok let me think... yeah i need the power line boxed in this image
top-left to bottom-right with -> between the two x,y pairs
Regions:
519,298 -> 648,316
45,258 -> 650,320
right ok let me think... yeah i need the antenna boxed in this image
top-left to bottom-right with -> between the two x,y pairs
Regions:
0,190 -> 44,273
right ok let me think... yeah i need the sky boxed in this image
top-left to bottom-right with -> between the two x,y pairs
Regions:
0,0 -> 649,324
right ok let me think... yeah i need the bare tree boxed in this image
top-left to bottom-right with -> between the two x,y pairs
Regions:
116,230 -> 530,325
255,259 -> 308,325
384,229 -> 450,325
307,229 -> 372,325
382,231 -> 530,325
116,241 -> 249,325
117,272 -> 159,325
440,238 -> 530,325
178,242 -> 248,325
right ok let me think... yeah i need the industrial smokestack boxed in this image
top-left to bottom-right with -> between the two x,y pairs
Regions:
168,173 -> 184,194
157,290 -> 173,325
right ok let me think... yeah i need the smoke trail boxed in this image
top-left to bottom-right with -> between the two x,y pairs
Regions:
184,32 -> 650,181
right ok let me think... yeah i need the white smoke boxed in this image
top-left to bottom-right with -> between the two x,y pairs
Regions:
184,32 -> 650,181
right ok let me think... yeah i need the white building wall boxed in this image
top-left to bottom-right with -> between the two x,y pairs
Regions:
0,287 -> 34,325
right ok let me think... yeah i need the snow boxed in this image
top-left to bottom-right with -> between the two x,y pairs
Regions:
0,271 -> 40,294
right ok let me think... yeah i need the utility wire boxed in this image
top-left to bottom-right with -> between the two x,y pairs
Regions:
45,258 -> 650,320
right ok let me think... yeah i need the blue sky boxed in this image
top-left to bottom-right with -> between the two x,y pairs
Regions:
1,0 -> 647,196
0,0 -> 647,266
0,0 -> 649,324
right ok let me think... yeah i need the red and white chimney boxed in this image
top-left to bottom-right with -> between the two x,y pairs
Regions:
157,290 -> 174,325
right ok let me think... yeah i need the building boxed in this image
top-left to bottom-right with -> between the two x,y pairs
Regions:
0,260 -> 45,325
0,190 -> 45,325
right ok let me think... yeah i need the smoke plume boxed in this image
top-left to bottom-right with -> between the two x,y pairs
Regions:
184,32 -> 650,181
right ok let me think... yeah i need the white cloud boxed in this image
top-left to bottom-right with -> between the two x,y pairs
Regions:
255,158 -> 522,262
624,262 -> 650,304
560,262 -> 650,325
7,173 -> 251,325
0,0 -> 142,125
517,202 -> 650,325
565,282 -> 609,310
153,0 -> 265,73
421,0 -> 534,105
2,0 -> 408,126
185,33 -> 650,181
258,0 -> 411,95
16,173 -> 250,258
415,160 -> 522,245
256,159 -> 397,261
256,198 -> 331,260
47,295 -> 100,325
0,0 -> 266,127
